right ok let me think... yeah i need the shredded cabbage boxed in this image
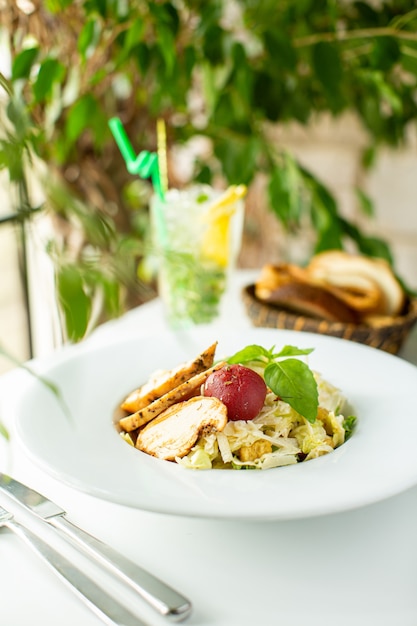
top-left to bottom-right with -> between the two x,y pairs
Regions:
176,371 -> 350,470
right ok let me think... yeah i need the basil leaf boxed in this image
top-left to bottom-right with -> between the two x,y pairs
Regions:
264,360 -> 318,423
228,343 -> 318,422
273,345 -> 314,358
227,344 -> 272,365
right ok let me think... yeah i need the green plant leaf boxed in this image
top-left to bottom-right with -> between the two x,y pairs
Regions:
268,156 -> 304,230
149,2 -> 180,35
0,72 -> 13,97
253,70 -> 285,121
101,275 -> 121,319
56,265 -> 92,341
44,0 -> 73,12
355,188 -> 374,217
0,134 -> 28,181
263,31 -> 296,72
359,70 -> 403,116
361,145 -> 377,169
156,25 -> 176,75
340,217 -> 394,264
314,222 -> 344,253
312,41 -> 343,110
12,47 -> 39,80
34,58 -> 66,102
83,0 -> 107,18
183,45 -> 196,80
264,360 -> 318,423
301,169 -> 345,251
268,166 -> 292,227
78,19 -> 100,59
202,24 -> 225,65
371,37 -> 401,72
312,41 -> 342,90
230,42 -> 253,108
134,42 -> 151,75
214,134 -> 259,185
65,93 -> 98,143
401,42 -> 417,76
123,17 -> 145,53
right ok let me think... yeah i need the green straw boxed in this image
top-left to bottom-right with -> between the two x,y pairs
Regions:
108,117 -> 168,247
108,117 -> 164,200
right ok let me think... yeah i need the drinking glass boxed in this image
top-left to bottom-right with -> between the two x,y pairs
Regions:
150,185 -> 244,329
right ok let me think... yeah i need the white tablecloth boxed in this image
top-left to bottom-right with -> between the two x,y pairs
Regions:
1,271 -> 417,626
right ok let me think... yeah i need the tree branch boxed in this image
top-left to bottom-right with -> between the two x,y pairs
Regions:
294,27 -> 417,48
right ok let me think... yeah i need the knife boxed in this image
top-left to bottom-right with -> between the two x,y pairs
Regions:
0,505 -> 149,626
0,473 -> 191,622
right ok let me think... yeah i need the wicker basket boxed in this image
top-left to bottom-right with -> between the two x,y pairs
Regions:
242,284 -> 417,355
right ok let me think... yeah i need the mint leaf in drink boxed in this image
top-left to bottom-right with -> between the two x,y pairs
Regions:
264,359 -> 318,423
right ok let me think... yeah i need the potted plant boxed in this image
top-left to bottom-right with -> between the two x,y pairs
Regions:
1,0 -> 416,345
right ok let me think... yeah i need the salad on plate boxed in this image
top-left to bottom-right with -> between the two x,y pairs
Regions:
116,342 -> 356,470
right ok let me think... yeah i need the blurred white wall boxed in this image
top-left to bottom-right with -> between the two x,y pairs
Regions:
276,113 -> 417,290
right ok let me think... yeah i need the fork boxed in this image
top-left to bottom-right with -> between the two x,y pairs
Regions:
0,506 -> 149,626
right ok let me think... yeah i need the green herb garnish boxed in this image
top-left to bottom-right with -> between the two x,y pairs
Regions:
342,415 -> 357,439
227,344 -> 318,423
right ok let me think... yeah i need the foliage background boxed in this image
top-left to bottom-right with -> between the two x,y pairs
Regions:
1,0 -> 417,341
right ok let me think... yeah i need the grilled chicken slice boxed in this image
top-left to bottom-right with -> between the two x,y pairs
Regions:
119,361 -> 227,432
136,395 -> 228,460
121,342 -> 218,413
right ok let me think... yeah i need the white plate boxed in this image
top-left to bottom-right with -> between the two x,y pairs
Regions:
12,328 -> 417,520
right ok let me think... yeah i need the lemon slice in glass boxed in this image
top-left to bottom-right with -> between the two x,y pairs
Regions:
201,185 -> 246,268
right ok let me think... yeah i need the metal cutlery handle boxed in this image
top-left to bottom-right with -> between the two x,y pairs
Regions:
4,516 -> 149,626
0,472 -> 191,621
50,515 -> 191,621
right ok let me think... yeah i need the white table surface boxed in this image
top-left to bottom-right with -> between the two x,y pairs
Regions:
1,271 -> 417,626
